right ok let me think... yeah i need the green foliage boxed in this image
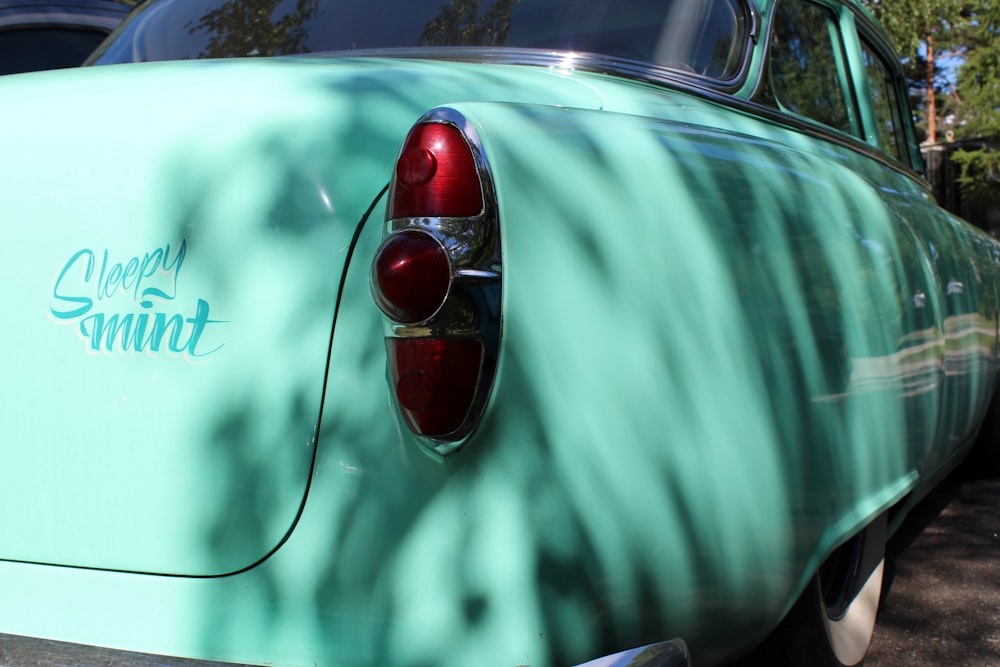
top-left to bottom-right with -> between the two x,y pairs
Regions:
420,0 -> 518,47
864,0 -> 998,211
185,0 -> 319,58
862,0 -> 963,59
950,2 -> 1000,212
861,0 -> 963,143
952,1 -> 1000,138
952,146 -> 1000,210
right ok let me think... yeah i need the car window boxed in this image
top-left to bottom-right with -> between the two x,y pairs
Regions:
860,37 -> 906,162
0,27 -> 109,74
768,0 -> 855,134
88,0 -> 749,81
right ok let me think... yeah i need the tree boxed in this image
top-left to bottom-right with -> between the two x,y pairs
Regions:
420,0 -> 517,47
950,1 -> 1000,137
185,0 -> 319,59
864,0 -> 999,222
862,0 -> 964,144
950,1 -> 1000,212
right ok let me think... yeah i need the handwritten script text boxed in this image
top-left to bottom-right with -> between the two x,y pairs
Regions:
50,240 -> 224,357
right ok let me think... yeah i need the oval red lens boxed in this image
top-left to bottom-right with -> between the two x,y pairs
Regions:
372,230 -> 451,324
389,123 -> 484,219
387,337 -> 484,437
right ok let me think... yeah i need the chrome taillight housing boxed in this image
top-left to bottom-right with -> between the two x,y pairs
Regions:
371,108 -> 502,456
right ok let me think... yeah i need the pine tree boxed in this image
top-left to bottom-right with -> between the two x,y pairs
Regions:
863,0 -> 998,223
950,1 -> 1000,214
861,0 -> 964,143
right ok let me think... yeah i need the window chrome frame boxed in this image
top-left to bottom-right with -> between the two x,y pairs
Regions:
90,0 -> 763,93
305,0 -> 763,94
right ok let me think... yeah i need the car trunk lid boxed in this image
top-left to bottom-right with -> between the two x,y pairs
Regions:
0,56 -> 604,575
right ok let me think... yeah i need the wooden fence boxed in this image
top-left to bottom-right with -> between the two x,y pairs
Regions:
922,139 -> 1000,236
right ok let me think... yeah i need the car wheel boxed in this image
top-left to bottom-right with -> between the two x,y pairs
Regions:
815,539 -> 885,664
737,513 -> 887,667
794,512 -> 887,666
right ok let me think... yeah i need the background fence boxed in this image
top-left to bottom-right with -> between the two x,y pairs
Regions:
922,139 -> 1000,236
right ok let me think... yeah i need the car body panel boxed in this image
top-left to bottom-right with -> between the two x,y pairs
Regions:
1,0 -> 999,665
0,58 -> 605,576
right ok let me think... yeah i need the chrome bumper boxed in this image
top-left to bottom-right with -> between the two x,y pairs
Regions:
574,638 -> 691,667
1,632 -> 690,667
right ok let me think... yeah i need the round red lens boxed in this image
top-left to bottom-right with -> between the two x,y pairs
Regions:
372,230 -> 451,324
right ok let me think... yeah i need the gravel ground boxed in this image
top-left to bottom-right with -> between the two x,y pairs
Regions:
867,463 -> 1000,667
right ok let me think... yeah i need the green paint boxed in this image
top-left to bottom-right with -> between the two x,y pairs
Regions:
0,9 -> 996,666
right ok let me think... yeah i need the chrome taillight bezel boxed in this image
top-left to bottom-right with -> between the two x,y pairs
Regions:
376,107 -> 502,456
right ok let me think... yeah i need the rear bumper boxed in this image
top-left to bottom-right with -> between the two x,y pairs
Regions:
1,633 -> 690,667
574,639 -> 691,667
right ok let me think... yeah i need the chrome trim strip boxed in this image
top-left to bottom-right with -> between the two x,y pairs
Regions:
743,94 -> 928,185
456,268 -> 501,282
747,0 -> 763,43
573,638 -> 691,667
0,11 -> 122,29
307,30 -> 752,93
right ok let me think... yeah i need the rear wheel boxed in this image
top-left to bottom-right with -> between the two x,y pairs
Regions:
816,540 -> 885,665
795,513 -> 886,666
741,514 -> 887,666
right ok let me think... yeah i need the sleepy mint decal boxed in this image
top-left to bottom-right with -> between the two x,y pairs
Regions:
50,240 -> 224,358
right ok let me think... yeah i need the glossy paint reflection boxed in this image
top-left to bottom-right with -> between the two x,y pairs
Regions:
0,55 -> 996,667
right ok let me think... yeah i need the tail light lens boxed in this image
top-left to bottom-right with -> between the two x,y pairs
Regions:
387,338 -> 484,437
373,108 -> 502,456
389,122 -> 484,219
372,230 -> 451,325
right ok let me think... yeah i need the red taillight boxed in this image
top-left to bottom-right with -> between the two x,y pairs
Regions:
372,230 -> 451,325
375,110 -> 501,453
387,337 -> 484,437
389,123 -> 484,219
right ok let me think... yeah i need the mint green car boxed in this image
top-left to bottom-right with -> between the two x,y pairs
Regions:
1,0 -> 997,665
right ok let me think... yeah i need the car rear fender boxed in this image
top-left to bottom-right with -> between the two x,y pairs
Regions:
0,62 -> 403,577
324,99 -> 998,663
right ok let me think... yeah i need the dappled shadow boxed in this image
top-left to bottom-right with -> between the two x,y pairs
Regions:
109,56 -> 1000,667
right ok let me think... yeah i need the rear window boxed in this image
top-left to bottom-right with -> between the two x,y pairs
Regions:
769,0 -> 855,134
89,0 -> 750,81
861,37 -> 907,162
0,27 -> 108,74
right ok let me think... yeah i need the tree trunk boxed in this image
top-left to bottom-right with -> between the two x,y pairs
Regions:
927,34 -> 937,143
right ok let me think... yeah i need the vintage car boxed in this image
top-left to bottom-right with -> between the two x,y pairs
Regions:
1,0 -> 997,665
0,0 -> 128,74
